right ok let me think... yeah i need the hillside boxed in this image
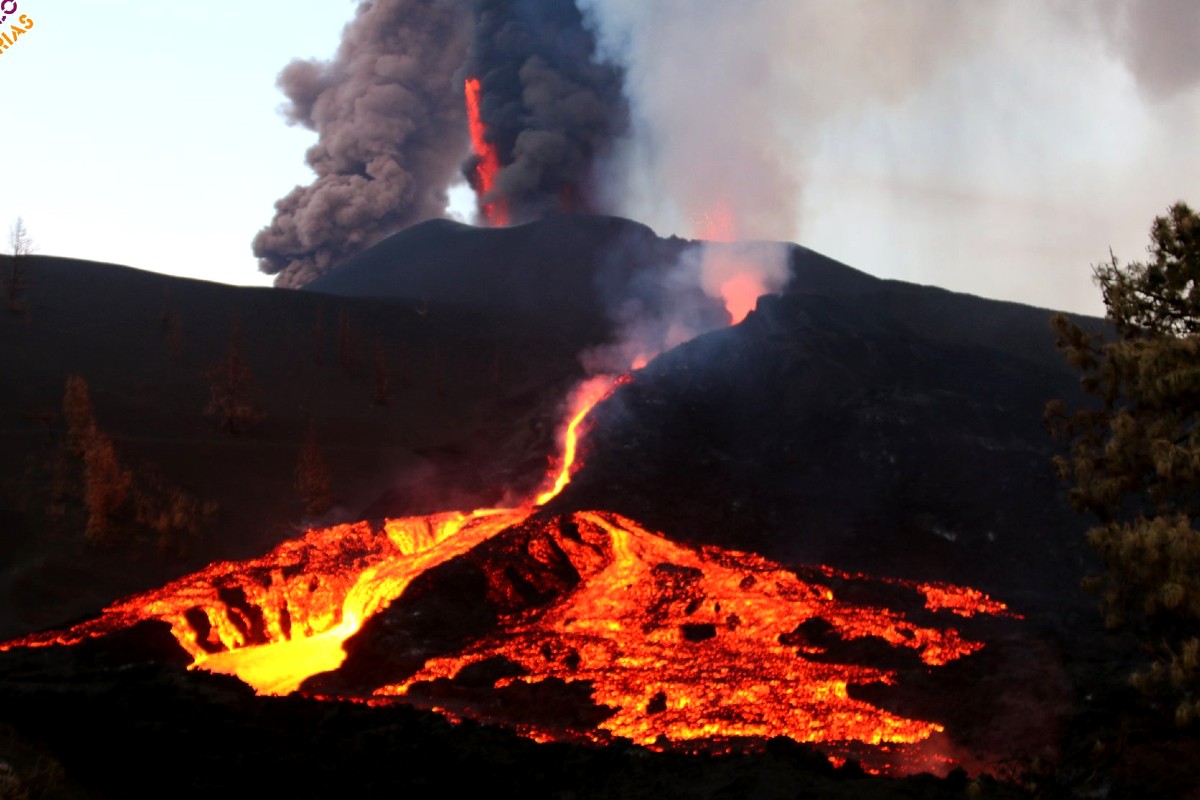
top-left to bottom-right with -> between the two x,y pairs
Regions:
4,215 -> 1185,798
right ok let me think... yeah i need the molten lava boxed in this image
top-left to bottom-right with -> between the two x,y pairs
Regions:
1,499 -> 1018,774
0,361 -> 1022,776
4,510 -> 526,695
377,511 -> 986,756
464,77 -> 507,227
534,374 -> 618,506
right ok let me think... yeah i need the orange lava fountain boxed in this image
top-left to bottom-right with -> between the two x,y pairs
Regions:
692,202 -> 775,324
464,78 -> 508,227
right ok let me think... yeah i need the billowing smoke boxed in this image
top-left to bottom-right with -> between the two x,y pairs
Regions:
465,0 -> 628,224
576,0 -> 994,241
582,237 -> 790,377
1092,0 -> 1200,100
255,0 -> 626,286
568,0 -> 1200,314
253,1 -> 475,288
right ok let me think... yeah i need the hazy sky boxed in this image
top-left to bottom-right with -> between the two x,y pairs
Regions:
5,1 -> 1199,316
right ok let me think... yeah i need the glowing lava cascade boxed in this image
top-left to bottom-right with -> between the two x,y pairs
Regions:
0,368 -> 1019,775
0,362 -> 1021,776
464,78 -> 508,226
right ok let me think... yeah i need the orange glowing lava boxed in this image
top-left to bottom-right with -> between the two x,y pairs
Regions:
464,77 -> 508,227
377,510 -> 990,757
1,500 -> 1018,775
2,510 -> 527,695
917,582 -> 1019,618
690,202 -> 775,324
533,374 -> 618,506
0,362 -> 1022,776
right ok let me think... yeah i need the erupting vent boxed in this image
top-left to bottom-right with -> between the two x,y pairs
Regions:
465,78 -> 508,227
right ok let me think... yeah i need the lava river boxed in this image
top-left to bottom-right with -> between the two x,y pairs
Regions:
0,503 -> 1016,774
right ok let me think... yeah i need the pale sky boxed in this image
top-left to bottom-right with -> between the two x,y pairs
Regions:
5,1 -> 1199,316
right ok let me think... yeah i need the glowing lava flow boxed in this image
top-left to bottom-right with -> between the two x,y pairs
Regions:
464,77 -> 507,226
1,505 -> 1017,774
534,374 -> 619,506
0,366 -> 1022,775
376,510 -> 987,755
2,510 -> 527,695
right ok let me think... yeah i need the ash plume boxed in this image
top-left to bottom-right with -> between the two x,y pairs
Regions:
253,0 -> 474,288
256,0 -> 626,286
465,0 -> 629,223
1093,0 -> 1200,100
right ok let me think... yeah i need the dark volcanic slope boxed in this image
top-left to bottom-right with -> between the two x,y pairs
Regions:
313,213 -> 1100,617
558,253 -> 1099,618
1,215 -> 1100,640
304,215 -> 715,337
0,253 -> 603,639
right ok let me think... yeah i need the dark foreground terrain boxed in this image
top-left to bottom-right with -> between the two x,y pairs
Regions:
1,215 -> 1197,798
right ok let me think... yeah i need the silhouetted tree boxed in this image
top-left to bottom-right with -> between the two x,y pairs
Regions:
337,307 -> 360,378
205,318 -> 264,435
371,337 -> 393,406
5,216 -> 33,313
62,375 -> 132,543
1048,201 -> 1200,725
296,424 -> 333,517
63,374 -> 96,455
82,430 -> 133,544
131,470 -> 217,556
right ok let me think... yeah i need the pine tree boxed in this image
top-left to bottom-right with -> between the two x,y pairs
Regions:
61,375 -> 132,543
1048,201 -> 1200,725
82,430 -> 133,544
205,318 -> 264,435
371,337 -> 393,407
295,424 -> 334,518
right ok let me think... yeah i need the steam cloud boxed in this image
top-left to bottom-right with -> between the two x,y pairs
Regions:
582,238 -> 791,376
577,0 -> 1200,241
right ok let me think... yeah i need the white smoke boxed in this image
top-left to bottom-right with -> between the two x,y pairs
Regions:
578,0 -> 1200,313
581,238 -> 790,376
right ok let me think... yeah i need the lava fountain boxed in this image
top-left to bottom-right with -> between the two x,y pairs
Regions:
464,77 -> 508,227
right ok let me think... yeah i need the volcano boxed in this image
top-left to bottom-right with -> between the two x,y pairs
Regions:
0,214 -> 1141,797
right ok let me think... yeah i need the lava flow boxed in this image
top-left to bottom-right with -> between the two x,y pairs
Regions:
0,365 -> 1019,775
464,77 -> 508,226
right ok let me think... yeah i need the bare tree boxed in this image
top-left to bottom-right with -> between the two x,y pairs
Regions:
205,317 -> 265,435
296,423 -> 334,517
4,216 -> 34,312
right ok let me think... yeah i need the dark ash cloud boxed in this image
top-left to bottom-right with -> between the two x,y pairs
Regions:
253,0 -> 473,288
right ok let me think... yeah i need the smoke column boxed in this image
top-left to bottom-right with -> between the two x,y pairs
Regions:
464,0 -> 628,225
576,0 -> 1200,301
253,0 -> 474,288
255,0 -> 626,286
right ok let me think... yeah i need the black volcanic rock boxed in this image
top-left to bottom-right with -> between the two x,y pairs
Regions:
303,214 -> 724,339
556,250 -> 1102,619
